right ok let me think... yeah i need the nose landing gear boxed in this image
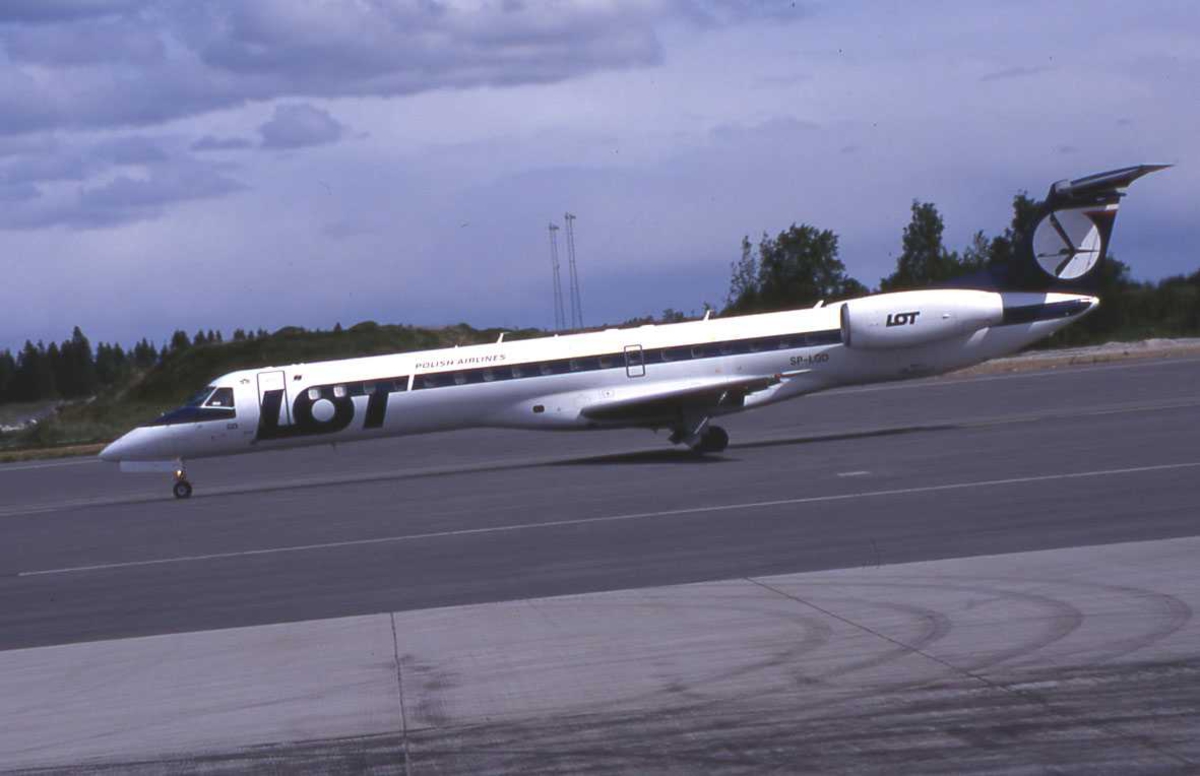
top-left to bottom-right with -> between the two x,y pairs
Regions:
173,464 -> 193,499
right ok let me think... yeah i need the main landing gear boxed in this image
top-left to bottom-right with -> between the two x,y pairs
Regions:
172,463 -> 193,500
693,425 -> 729,454
669,419 -> 730,454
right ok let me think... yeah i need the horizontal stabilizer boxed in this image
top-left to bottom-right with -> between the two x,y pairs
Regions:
1046,164 -> 1171,207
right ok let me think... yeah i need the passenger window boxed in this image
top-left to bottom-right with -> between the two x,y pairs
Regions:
307,387 -> 320,401
453,372 -> 468,386
691,346 -> 707,358
333,385 -> 347,398
598,355 -> 615,369
512,365 -> 525,378
482,369 -> 495,382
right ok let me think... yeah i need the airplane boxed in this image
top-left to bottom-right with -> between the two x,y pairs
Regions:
100,165 -> 1168,499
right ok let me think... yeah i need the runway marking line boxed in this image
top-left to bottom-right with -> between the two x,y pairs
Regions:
18,459 -> 1200,578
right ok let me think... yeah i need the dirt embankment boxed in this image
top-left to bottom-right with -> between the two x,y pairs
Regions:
952,338 -> 1200,378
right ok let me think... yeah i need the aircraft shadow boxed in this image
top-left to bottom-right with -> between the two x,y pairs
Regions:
553,449 -> 731,466
731,423 -> 959,452
556,423 -> 958,466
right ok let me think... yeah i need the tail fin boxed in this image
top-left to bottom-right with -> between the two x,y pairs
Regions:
1007,164 -> 1169,290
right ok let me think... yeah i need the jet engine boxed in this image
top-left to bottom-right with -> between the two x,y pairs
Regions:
839,290 -> 1003,350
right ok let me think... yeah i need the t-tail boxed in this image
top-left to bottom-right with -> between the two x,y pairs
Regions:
1000,164 -> 1170,292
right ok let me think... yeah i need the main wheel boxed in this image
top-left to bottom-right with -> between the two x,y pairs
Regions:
173,480 -> 193,500
695,425 -> 729,454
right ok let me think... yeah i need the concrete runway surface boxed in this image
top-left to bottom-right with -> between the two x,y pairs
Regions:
1,356 -> 1198,772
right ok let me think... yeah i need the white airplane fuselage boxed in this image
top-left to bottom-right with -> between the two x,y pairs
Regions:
99,288 -> 1096,465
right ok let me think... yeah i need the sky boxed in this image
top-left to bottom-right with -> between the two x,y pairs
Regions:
1,0 -> 1197,352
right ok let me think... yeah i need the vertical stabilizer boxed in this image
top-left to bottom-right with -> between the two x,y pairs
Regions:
1005,164 -> 1169,290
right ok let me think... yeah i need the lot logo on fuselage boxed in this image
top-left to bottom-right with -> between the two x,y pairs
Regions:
886,311 -> 920,327
256,382 -> 388,441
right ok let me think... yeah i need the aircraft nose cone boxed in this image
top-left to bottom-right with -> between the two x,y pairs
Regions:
98,435 -> 128,462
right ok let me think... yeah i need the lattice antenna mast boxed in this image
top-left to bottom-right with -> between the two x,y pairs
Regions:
564,212 -> 583,329
547,223 -> 566,332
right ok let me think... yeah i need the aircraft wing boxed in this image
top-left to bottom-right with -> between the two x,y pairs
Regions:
580,373 -> 798,425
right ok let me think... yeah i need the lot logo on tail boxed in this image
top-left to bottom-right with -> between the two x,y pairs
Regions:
1032,208 -> 1104,280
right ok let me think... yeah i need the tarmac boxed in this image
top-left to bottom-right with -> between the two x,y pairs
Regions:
1,356 -> 1198,772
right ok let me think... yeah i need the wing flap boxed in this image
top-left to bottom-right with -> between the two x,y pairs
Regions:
580,374 -> 787,425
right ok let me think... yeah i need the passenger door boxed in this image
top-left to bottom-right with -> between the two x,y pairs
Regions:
257,370 -> 290,429
624,345 -> 645,378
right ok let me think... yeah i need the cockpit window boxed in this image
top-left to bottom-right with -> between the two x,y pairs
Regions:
148,384 -> 236,426
205,387 -> 235,408
184,386 -> 216,407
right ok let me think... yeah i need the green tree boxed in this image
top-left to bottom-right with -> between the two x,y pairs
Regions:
45,342 -> 63,396
133,338 -> 158,368
55,326 -> 97,398
960,230 -> 992,273
725,236 -> 759,312
880,201 -> 964,291
983,192 -> 1040,269
95,342 -> 129,387
660,308 -> 687,323
0,349 -> 15,403
12,341 -> 55,401
169,330 -> 190,353
726,224 -> 866,314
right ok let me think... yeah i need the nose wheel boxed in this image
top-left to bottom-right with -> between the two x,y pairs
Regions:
173,464 -> 193,499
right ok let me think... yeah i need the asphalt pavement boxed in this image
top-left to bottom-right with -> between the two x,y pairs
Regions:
1,356 -> 1197,653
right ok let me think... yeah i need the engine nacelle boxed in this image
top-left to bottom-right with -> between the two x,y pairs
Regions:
839,290 -> 1003,350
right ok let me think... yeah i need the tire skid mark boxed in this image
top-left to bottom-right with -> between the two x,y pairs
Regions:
743,576 -> 1197,768
954,575 -> 1195,668
805,598 -> 954,680
469,595 -> 838,718
765,579 -> 1086,674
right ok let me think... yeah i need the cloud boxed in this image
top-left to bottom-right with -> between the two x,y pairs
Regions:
0,136 -> 246,230
191,134 -> 254,152
259,104 -> 345,149
91,135 -> 170,164
0,0 -> 149,24
79,163 -> 244,211
2,163 -> 245,230
0,0 -> 676,137
979,65 -> 1054,82
1,135 -> 169,185
0,181 -> 40,202
1,151 -> 92,184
